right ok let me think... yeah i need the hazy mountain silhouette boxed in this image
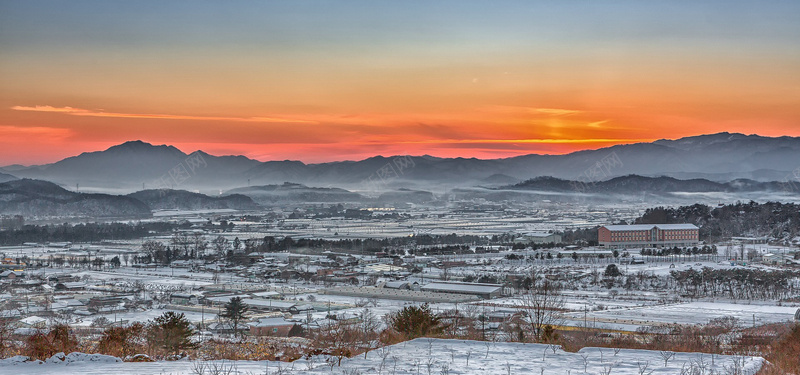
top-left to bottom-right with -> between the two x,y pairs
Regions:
0,172 -> 16,183
225,182 -> 364,205
0,179 -> 151,218
505,175 -> 793,194
127,189 -> 259,211
7,140 -> 259,192
4,133 -> 799,192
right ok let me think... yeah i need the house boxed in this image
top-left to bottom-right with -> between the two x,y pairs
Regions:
87,295 -> 129,313
207,321 -> 249,336
48,274 -> 79,283
55,282 -> 87,291
420,281 -> 504,299
382,281 -> 410,290
239,298 -> 291,312
0,270 -> 18,280
248,317 -> 303,337
18,316 -> 47,328
515,231 -> 562,245
170,293 -> 201,305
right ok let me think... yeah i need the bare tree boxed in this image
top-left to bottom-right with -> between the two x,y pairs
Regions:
659,351 -> 676,367
516,276 -> 565,342
191,232 -> 208,259
141,240 -> 167,264
212,236 -> 228,258
638,360 -> 654,375
359,308 -> 381,358
0,319 -> 13,357
171,232 -> 191,258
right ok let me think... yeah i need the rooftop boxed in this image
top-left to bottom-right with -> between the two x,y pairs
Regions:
602,224 -> 698,231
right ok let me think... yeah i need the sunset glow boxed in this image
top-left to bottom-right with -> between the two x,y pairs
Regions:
1,1 -> 798,165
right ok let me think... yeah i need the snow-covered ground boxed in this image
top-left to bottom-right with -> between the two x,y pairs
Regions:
0,338 -> 764,375
566,301 -> 800,328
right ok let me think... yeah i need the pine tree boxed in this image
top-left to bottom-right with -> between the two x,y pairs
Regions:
219,297 -> 250,338
389,304 -> 441,339
148,311 -> 197,356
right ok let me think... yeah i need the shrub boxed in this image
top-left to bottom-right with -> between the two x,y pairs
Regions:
388,304 -> 441,339
96,323 -> 146,358
25,324 -> 79,360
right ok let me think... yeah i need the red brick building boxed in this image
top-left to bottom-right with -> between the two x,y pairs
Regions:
598,224 -> 699,249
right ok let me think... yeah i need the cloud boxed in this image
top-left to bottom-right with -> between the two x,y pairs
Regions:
480,106 -> 584,117
10,105 -> 317,124
11,105 -> 89,114
0,125 -> 74,141
533,108 -> 583,116
587,120 -> 609,128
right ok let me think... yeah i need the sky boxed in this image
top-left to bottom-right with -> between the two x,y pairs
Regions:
1,1 -> 799,165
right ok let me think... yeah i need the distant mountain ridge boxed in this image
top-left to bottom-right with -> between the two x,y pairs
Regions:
225,182 -> 364,205
128,189 -> 259,211
0,179 -> 261,219
0,179 -> 151,218
0,172 -> 16,183
505,175 -> 793,194
3,132 -> 799,192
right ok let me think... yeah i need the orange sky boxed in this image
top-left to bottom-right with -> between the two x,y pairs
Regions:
1,1 -> 799,165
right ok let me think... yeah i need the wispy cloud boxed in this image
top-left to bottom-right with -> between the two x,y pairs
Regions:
0,125 -> 73,140
11,105 -> 317,124
532,108 -> 583,116
382,138 -> 649,145
587,120 -> 608,128
481,105 -> 584,116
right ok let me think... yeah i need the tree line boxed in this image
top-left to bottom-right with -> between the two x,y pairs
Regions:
0,222 -> 180,245
637,201 -> 800,241
670,267 -> 800,300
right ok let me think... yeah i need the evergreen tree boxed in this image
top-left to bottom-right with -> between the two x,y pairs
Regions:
604,264 -> 622,277
219,297 -> 250,338
148,312 -> 197,356
389,304 -> 441,339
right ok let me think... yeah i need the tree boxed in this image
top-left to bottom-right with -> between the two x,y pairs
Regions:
92,256 -> 105,270
516,277 -> 564,342
171,232 -> 191,258
219,297 -> 250,338
141,240 -> 167,265
96,323 -> 146,358
388,304 -> 441,339
147,311 -> 198,356
604,264 -> 622,278
191,232 -> 207,258
313,320 -> 360,367
232,237 -> 242,253
0,319 -> 13,358
109,256 -> 121,268
358,308 -> 381,358
25,324 -> 79,360
212,236 -> 228,257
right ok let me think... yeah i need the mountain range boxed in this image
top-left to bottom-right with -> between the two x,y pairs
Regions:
0,179 -> 151,219
0,179 -> 263,219
505,175 -> 793,194
2,132 -> 800,194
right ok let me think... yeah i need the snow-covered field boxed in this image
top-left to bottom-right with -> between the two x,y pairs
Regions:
566,301 -> 799,328
0,338 -> 764,375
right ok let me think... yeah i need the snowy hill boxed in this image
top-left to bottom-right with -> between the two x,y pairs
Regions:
0,338 -> 764,374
